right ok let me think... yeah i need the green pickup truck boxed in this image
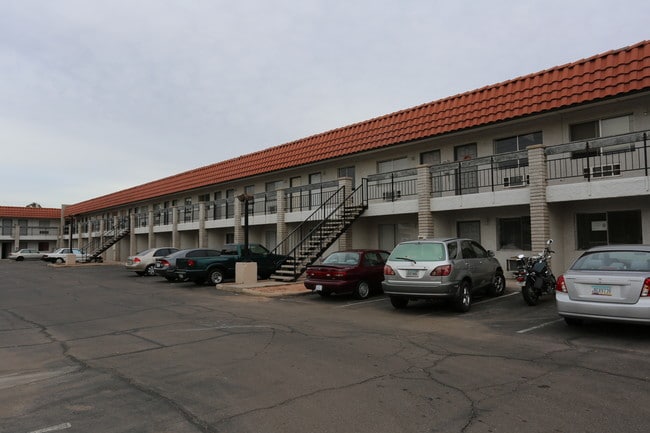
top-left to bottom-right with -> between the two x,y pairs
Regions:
173,243 -> 287,285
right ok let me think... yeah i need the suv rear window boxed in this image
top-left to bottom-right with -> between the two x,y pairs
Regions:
390,242 -> 446,261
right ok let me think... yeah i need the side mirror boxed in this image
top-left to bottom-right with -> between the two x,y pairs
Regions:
487,250 -> 495,257
517,254 -> 526,259
547,239 -> 554,245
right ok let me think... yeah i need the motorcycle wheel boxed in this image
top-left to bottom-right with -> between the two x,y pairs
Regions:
522,282 -> 540,306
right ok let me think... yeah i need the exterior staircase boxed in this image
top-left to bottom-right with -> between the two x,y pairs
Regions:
81,224 -> 130,263
269,180 -> 367,282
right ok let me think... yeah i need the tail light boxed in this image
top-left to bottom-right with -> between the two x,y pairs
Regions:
134,257 -> 141,263
331,270 -> 348,279
555,275 -> 567,293
187,259 -> 196,268
160,259 -> 170,266
430,264 -> 452,276
640,278 -> 650,297
384,265 -> 395,275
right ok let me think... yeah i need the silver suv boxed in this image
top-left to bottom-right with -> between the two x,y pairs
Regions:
382,238 -> 505,312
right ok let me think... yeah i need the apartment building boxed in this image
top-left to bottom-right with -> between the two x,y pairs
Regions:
0,206 -> 62,258
23,40 -> 650,274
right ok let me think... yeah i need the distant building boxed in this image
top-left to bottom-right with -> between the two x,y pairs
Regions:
5,41 -> 650,275
0,206 -> 61,258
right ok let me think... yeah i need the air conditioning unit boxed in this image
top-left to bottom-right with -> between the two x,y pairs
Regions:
503,175 -> 529,187
583,164 -> 621,178
382,190 -> 402,200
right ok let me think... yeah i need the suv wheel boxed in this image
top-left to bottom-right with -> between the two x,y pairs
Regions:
489,271 -> 506,297
454,280 -> 472,313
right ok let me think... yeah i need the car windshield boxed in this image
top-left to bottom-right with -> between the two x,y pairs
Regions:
390,242 -> 446,262
323,252 -> 360,265
572,250 -> 650,271
136,248 -> 155,255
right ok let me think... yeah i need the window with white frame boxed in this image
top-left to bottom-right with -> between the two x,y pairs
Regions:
570,115 -> 631,141
378,157 -> 409,173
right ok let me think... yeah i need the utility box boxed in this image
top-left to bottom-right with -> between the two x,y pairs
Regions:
235,262 -> 258,284
65,254 -> 76,265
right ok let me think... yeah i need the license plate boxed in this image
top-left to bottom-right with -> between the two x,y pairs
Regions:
315,284 -> 323,292
516,280 -> 526,286
592,285 -> 612,296
406,270 -> 419,278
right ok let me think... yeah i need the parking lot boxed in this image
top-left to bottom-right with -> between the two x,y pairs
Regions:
2,260 -> 650,433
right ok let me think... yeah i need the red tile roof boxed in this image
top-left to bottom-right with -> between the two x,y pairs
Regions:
0,206 -> 61,219
66,40 -> 650,216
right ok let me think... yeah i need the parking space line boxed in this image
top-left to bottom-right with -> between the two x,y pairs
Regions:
28,423 -> 72,433
476,291 -> 520,304
517,318 -> 564,334
336,298 -> 388,308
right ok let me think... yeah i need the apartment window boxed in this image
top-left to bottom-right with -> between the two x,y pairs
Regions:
378,157 -> 409,173
198,194 -> 210,202
457,221 -> 481,243
338,166 -> 355,186
576,210 -> 642,249
498,216 -> 531,250
420,150 -> 441,165
570,115 -> 631,141
495,131 -> 542,154
184,197 -> 192,205
265,181 -> 281,192
226,233 -> 235,244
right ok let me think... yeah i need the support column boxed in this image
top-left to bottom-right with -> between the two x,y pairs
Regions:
172,206 -> 180,249
12,219 -> 19,251
198,202 -> 207,248
528,144 -> 550,251
112,216 -> 120,262
276,189 -> 286,253
417,164 -> 434,239
129,213 -> 136,255
234,194 -> 243,244
338,177 -> 353,250
148,206 -> 154,249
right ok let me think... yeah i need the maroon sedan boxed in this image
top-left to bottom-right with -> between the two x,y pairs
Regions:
304,249 -> 390,299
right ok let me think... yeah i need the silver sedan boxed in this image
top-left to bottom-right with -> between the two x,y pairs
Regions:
556,244 -> 650,325
8,249 -> 44,261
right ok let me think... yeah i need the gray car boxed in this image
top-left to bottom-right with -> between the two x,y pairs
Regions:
382,238 -> 505,312
556,244 -> 650,325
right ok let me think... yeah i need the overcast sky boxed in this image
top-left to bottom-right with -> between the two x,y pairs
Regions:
2,0 -> 649,208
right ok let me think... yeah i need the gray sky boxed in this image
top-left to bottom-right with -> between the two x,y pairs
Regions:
2,0 -> 649,208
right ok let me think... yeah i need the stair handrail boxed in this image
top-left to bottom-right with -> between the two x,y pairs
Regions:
271,179 -> 368,280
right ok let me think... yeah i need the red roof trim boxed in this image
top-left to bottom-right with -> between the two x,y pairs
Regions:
0,206 -> 61,219
65,40 -> 650,216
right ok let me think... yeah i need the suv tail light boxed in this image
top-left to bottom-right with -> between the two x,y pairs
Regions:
555,275 -> 567,293
384,265 -> 395,275
430,264 -> 452,276
641,278 -> 650,297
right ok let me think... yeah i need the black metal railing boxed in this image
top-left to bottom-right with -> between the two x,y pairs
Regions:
271,180 -> 368,280
546,131 -> 648,182
430,151 -> 530,196
367,169 -> 417,202
284,181 -> 339,213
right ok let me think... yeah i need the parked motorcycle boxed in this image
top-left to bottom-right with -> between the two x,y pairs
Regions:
513,239 -> 557,306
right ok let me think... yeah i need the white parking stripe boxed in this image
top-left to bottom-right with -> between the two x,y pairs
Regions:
336,298 -> 388,308
28,423 -> 72,433
517,318 -> 564,334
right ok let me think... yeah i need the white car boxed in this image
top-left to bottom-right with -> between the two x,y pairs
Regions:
42,248 -> 88,264
8,249 -> 44,261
